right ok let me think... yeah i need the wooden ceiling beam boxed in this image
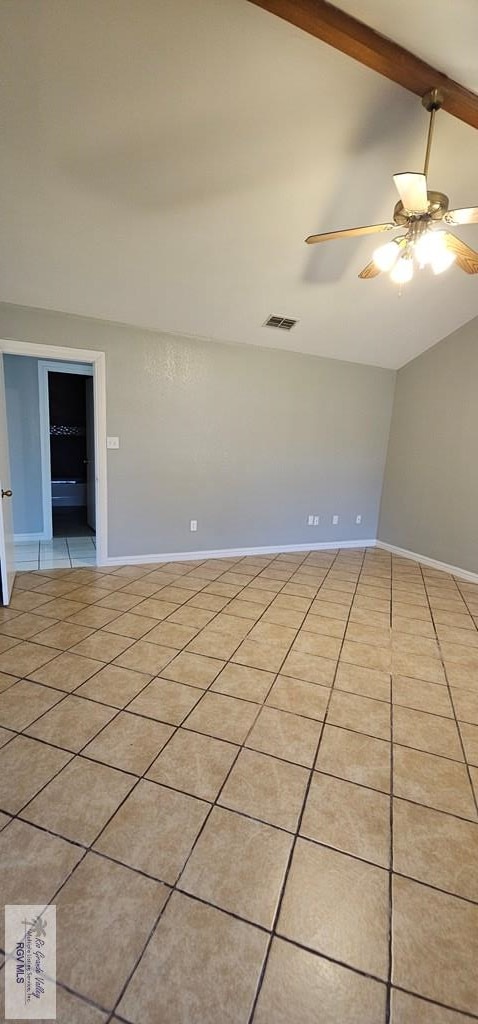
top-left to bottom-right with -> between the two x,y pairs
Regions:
248,0 -> 478,130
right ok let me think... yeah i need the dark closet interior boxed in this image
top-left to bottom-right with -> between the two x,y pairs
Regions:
49,372 -> 87,479
48,372 -> 94,536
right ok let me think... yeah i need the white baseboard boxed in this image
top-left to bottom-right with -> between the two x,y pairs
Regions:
100,538 -> 478,584
100,538 -> 378,568
376,541 -> 478,584
14,532 -> 48,543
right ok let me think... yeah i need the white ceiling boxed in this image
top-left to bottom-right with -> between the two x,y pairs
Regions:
334,0 -> 478,92
0,0 -> 477,369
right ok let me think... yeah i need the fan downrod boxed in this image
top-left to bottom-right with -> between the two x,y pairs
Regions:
421,88 -> 445,175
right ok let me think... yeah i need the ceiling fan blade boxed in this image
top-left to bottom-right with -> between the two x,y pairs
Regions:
305,223 -> 394,244
445,233 -> 478,274
444,207 -> 478,226
358,260 -> 382,280
393,172 -> 428,214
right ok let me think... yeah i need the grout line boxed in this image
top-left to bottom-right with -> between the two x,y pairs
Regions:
419,564 -> 478,820
247,548 -> 368,1023
386,549 -> 394,1024
65,538 -> 73,568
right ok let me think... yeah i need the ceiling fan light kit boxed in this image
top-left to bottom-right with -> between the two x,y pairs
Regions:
372,239 -> 400,272
305,89 -> 478,286
415,231 -> 456,274
390,253 -> 414,285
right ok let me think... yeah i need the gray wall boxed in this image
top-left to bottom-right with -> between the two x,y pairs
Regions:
0,303 -> 395,559
379,316 -> 478,574
3,354 -> 43,535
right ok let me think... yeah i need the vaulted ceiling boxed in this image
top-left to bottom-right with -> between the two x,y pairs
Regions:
1,0 -> 477,368
333,0 -> 478,92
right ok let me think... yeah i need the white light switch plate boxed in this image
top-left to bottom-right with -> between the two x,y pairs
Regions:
107,437 -> 120,449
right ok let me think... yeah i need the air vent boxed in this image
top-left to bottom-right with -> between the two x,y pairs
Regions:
263,315 -> 299,331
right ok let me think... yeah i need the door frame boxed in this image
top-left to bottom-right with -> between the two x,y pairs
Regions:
0,340 -> 107,565
38,360 -> 94,543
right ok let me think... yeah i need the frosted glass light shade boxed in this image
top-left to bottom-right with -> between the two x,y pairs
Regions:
373,240 -> 399,272
431,248 -> 456,274
415,230 -> 449,267
390,255 -> 414,284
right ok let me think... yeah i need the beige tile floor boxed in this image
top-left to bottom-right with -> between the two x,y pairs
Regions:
0,547 -> 478,1023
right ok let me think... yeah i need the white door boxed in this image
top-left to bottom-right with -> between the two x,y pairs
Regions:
85,376 -> 96,531
0,356 -> 16,603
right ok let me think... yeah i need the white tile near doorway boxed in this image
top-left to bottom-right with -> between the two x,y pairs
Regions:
14,536 -> 96,570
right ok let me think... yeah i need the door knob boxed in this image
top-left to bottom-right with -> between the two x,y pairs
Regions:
1,489 -> 13,498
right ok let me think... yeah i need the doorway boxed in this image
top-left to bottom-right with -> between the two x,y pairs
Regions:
0,339 -> 107,601
36,360 -> 96,568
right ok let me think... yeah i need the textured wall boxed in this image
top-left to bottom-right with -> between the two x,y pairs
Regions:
379,316 -> 478,574
3,355 -> 43,535
0,303 -> 395,558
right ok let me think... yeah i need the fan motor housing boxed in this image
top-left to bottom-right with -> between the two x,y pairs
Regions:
393,190 -> 450,225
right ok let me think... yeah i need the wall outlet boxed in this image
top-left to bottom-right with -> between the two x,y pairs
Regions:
106,436 -> 120,449
332,514 -> 339,525
313,515 -> 320,526
307,514 -> 314,526
190,520 -> 198,532
355,514 -> 362,525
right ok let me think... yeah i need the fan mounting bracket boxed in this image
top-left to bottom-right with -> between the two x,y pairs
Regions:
393,190 -> 449,226
422,88 -> 445,112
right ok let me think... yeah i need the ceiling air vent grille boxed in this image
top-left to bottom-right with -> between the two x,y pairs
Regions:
263,315 -> 299,331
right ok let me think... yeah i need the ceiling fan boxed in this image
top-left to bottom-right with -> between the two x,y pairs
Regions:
305,89 -> 478,284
